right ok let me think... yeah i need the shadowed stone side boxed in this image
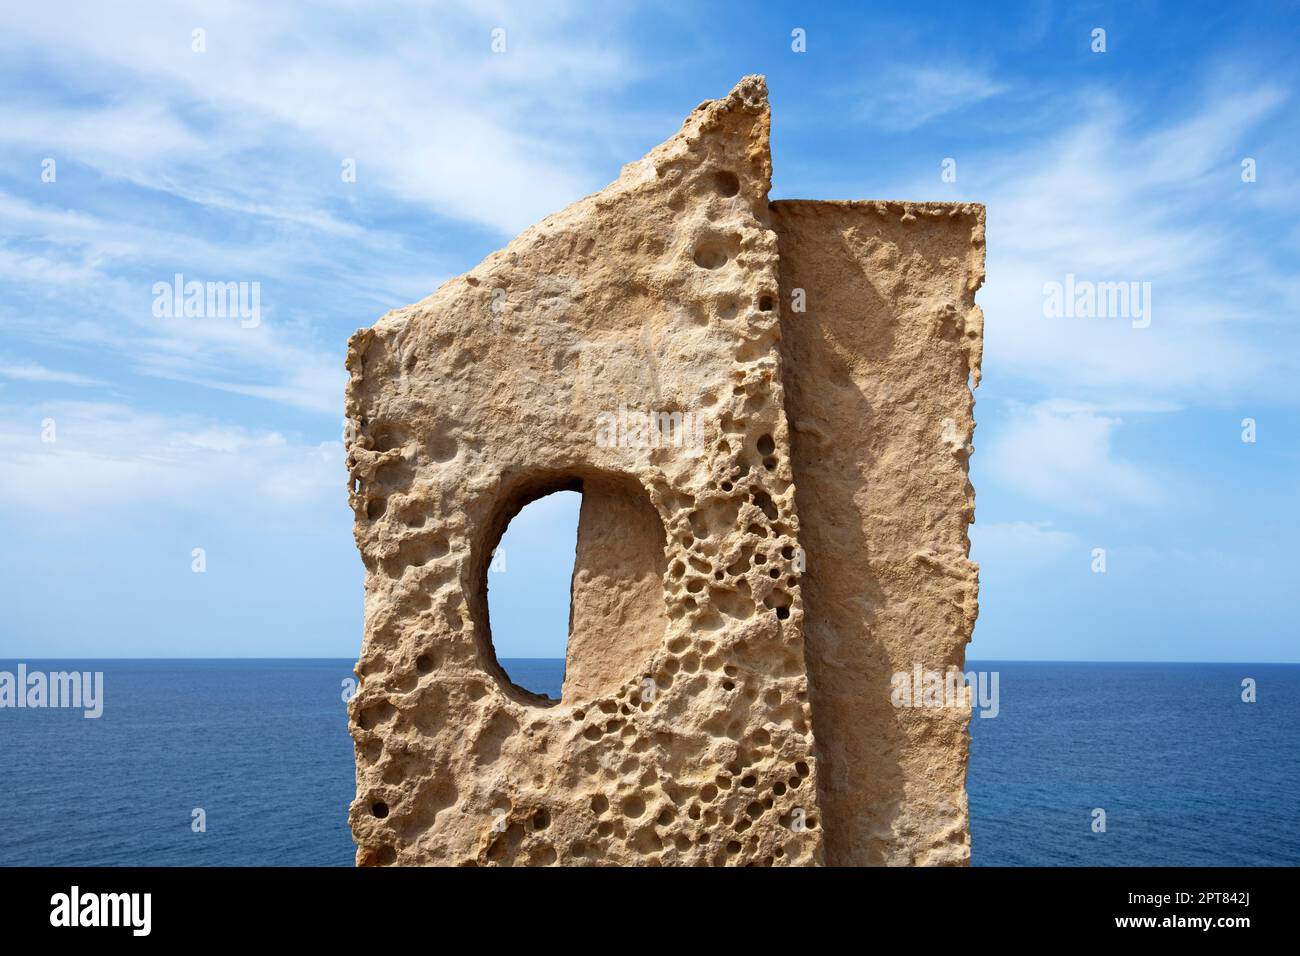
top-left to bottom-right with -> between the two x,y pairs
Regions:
773,200 -> 984,865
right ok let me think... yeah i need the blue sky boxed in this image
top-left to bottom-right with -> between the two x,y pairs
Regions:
1,1 -> 1296,662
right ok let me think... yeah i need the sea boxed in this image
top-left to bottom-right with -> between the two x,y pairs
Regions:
2,659 -> 1296,866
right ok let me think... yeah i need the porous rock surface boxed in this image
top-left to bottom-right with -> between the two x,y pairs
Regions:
343,76 -> 983,866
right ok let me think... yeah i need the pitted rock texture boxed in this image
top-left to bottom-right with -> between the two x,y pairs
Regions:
344,77 -> 983,867
345,76 -> 823,867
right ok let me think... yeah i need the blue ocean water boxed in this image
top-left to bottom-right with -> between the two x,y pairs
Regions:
0,660 -> 355,866
1,659 -> 1295,866
496,658 -> 566,700
967,661 -> 1300,866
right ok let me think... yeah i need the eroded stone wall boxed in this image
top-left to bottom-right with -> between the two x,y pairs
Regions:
343,78 -> 982,867
344,77 -> 824,867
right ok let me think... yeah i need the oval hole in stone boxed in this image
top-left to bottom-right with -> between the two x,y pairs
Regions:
486,489 -> 580,701
480,474 -> 668,706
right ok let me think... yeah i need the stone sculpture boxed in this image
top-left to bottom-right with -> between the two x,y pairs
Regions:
344,76 -> 983,866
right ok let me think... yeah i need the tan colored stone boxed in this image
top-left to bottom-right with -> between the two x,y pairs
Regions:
345,76 -> 823,867
343,77 -> 983,867
564,473 -> 669,703
773,200 -> 984,865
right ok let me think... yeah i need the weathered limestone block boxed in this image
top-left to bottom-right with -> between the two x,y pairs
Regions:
345,77 -> 823,867
773,201 -> 984,865
343,77 -> 983,867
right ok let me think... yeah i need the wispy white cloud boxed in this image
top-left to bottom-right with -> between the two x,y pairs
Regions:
857,64 -> 1008,131
0,401 -> 344,530
884,76 -> 1298,408
0,360 -> 105,388
982,400 -> 1164,512
971,520 -> 1079,563
0,0 -> 636,236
